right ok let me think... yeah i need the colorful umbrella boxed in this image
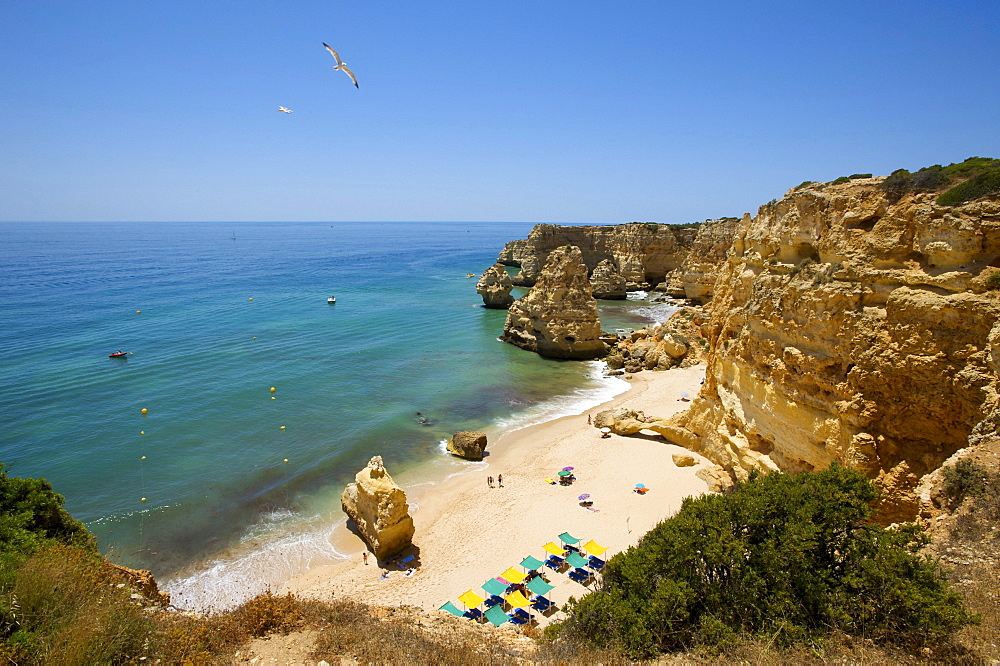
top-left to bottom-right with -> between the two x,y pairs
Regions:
635,483 -> 646,488
562,466 -> 574,471
578,494 -> 590,500
557,470 -> 572,477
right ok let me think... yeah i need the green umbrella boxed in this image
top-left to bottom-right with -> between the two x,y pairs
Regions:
558,470 -> 572,477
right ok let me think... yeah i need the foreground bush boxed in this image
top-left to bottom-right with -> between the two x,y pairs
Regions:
0,463 -> 92,556
553,465 -> 975,658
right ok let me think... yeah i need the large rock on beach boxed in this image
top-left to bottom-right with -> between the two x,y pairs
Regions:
447,431 -> 488,460
475,264 -> 515,309
501,245 -> 607,359
341,456 -> 415,560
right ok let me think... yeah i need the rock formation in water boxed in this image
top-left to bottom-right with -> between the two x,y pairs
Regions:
475,264 -> 515,309
589,259 -> 628,299
341,455 -> 415,560
662,172 -> 1000,522
501,245 -> 607,359
446,431 -> 488,460
498,222 -> 699,290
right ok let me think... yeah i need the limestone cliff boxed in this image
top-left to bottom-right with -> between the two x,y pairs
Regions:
501,245 -> 606,359
475,263 -> 515,309
657,217 -> 742,303
498,222 -> 698,290
341,456 -> 415,560
668,175 -> 1000,521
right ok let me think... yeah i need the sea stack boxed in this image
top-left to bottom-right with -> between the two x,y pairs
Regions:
475,263 -> 515,309
501,245 -> 607,359
341,455 -> 415,560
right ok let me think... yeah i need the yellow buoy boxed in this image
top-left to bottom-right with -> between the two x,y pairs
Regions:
283,458 -> 289,463
140,431 -> 145,435
253,336 -> 256,340
270,387 -> 276,393
279,425 -> 286,430
136,310 -> 141,314
249,298 -> 253,301
141,497 -> 147,502
141,456 -> 146,460
271,396 -> 276,400
141,408 -> 148,415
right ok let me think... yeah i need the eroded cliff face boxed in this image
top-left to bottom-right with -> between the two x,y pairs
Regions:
498,222 -> 698,289
658,217 -> 742,303
672,178 -> 1000,521
501,245 -> 606,359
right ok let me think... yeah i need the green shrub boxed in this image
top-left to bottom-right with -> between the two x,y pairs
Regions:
849,173 -> 873,179
832,176 -> 851,185
941,459 -> 988,505
794,181 -> 815,191
0,464 -> 92,556
881,157 -> 1000,204
556,465 -> 974,658
986,271 -> 1000,291
937,168 -> 1000,206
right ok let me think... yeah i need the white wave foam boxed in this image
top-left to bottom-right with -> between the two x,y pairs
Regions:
491,361 -> 628,436
163,514 -> 348,612
626,290 -> 648,300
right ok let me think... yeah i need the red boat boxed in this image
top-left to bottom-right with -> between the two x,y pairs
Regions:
109,350 -> 127,358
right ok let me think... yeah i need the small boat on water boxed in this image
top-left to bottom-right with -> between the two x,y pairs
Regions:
466,273 -> 476,278
109,350 -> 127,358
327,296 -> 336,304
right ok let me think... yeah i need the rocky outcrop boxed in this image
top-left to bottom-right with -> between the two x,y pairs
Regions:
446,431 -> 488,460
108,563 -> 170,606
501,245 -> 607,359
605,305 -> 711,373
498,223 -> 699,290
475,264 -> 515,309
341,456 -> 415,560
589,259 -> 627,299
665,176 -> 1000,521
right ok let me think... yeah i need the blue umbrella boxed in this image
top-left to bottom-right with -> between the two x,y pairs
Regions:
578,493 -> 590,500
635,483 -> 646,489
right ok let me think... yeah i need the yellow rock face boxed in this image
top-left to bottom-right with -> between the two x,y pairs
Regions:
670,178 -> 1000,521
341,456 -> 415,560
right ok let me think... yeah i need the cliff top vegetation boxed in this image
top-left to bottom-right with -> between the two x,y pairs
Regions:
879,156 -> 1000,205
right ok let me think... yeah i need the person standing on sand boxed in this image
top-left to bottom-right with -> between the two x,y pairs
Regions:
498,474 -> 503,487
487,475 -> 494,487
587,414 -> 591,425
363,552 -> 368,565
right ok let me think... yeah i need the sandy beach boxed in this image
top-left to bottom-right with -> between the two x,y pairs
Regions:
285,363 -> 711,625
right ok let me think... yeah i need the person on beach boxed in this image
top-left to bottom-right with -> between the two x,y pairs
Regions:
587,414 -> 591,425
363,551 -> 369,565
380,569 -> 389,579
487,475 -> 494,487
498,474 -> 503,487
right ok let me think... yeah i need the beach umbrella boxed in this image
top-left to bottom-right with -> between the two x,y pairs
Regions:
458,590 -> 485,609
557,470 -> 572,477
600,427 -> 611,433
578,493 -> 590,500
680,391 -> 689,398
635,483 -> 646,489
562,466 -> 574,471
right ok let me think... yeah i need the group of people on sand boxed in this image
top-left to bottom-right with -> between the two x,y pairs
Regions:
363,551 -> 416,578
487,474 -> 503,488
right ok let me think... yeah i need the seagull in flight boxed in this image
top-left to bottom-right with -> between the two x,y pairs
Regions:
323,42 -> 359,88
277,106 -> 293,113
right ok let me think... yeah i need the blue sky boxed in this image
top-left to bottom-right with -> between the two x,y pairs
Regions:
1,1 -> 997,223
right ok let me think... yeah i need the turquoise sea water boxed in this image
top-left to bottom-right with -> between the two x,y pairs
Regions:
0,221 -> 675,609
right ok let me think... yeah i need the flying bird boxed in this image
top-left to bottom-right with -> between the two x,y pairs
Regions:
277,106 -> 293,113
323,42 -> 359,88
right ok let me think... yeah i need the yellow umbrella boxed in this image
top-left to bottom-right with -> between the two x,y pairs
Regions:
542,542 -> 566,556
582,539 -> 608,556
500,567 -> 527,584
458,590 -> 485,608
505,590 -> 531,608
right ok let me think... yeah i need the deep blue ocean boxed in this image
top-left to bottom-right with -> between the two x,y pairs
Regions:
0,221 -> 675,609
